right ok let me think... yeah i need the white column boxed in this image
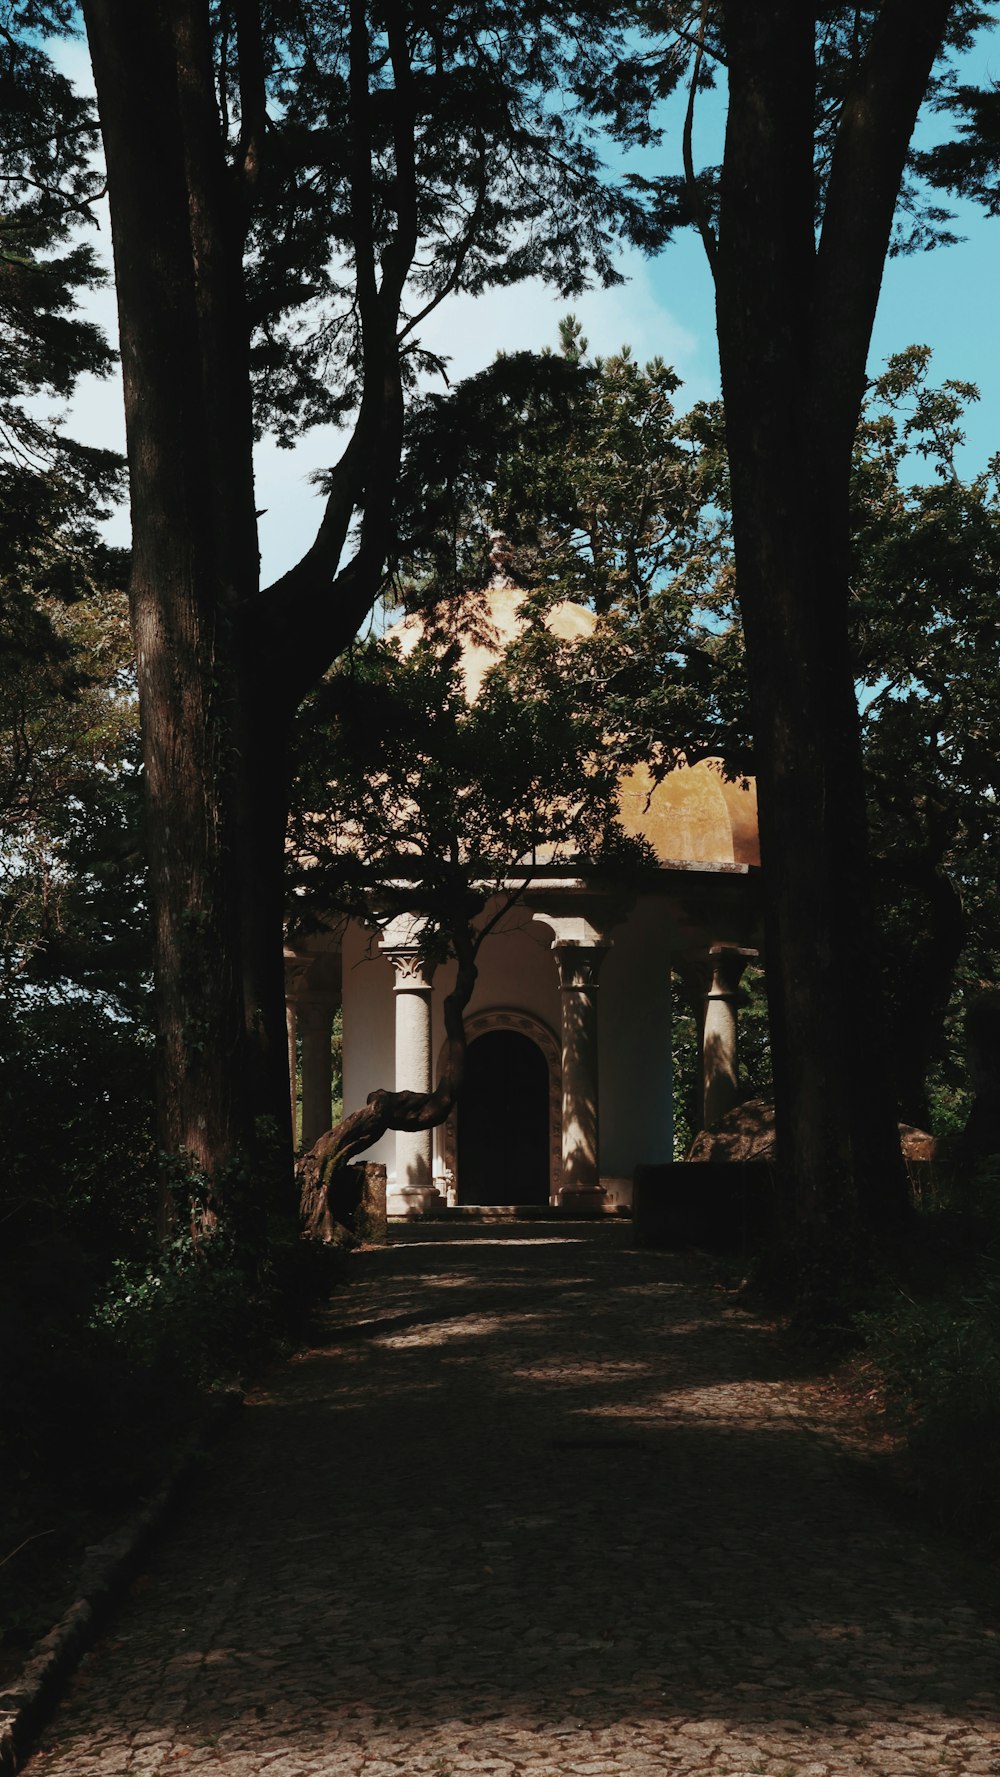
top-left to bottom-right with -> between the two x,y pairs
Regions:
298,997 -> 336,1149
553,942 -> 609,1212
286,1002 -> 298,1147
702,945 -> 756,1130
380,926 -> 442,1218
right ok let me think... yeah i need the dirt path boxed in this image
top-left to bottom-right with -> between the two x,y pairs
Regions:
23,1223 -> 1000,1776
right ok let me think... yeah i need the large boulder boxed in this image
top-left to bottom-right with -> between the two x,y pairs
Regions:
685,1098 -> 776,1163
683,1101 -> 969,1218
686,1099 -> 941,1167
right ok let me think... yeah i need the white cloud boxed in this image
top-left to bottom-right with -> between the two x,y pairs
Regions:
257,251 -> 709,581
413,249 -> 701,388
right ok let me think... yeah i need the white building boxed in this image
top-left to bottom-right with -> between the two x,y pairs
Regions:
285,588 -> 762,1217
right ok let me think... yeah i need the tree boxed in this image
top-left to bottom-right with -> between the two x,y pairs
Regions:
397,324 -> 1000,1224
287,618 -> 641,1231
852,347 -> 1000,1127
0,6 -> 160,1321
72,0 -> 640,1238
595,2 -> 1000,1277
0,5 -> 139,1003
395,317 -> 750,777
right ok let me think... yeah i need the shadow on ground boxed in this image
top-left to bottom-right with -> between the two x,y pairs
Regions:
27,1225 -> 1000,1775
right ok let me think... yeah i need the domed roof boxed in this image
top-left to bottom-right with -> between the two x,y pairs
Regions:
617,761 -> 759,868
390,582 -> 759,871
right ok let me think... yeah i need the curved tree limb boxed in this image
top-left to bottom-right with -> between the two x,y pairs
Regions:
297,927 -> 477,1238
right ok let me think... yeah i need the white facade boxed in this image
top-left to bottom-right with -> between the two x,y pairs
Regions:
285,586 -> 763,1215
287,847 -> 762,1217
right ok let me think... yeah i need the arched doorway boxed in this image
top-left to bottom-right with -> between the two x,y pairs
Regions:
457,1028 -> 551,1205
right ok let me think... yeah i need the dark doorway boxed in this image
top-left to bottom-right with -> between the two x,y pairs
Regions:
457,1029 -> 551,1205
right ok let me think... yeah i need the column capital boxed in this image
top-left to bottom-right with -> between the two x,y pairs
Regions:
553,942 -> 610,992
705,944 -> 758,1003
294,993 -> 338,1029
530,895 -> 625,949
381,946 -> 438,992
379,913 -> 438,993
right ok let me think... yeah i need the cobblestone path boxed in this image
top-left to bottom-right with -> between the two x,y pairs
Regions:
24,1223 -> 1000,1777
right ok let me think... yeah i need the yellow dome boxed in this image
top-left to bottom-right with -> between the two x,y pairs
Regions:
618,761 -> 759,868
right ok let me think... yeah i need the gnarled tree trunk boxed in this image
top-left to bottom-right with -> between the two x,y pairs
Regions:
297,937 -> 477,1239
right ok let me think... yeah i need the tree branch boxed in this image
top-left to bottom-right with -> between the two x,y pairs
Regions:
398,145 -> 489,342
248,0 -> 418,706
297,926 -> 478,1235
813,0 -> 955,459
682,0 -> 718,279
233,0 -> 267,218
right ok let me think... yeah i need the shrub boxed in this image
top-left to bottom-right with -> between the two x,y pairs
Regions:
854,1168 -> 1000,1536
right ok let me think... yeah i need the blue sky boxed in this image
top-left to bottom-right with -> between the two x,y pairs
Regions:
55,23 -> 1000,585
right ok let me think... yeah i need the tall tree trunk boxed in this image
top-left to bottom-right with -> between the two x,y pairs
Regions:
82,0 -> 414,1242
714,1 -> 953,1265
83,0 -> 293,1231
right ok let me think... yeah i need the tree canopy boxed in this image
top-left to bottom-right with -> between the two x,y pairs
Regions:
8,0 -> 1000,1285
391,326 -> 1000,1163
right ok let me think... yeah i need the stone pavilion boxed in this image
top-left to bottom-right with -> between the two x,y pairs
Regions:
285,585 -> 763,1217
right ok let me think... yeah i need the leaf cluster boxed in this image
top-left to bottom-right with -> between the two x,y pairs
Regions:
393,318 -> 750,780
581,4 -> 999,257
0,5 -> 115,468
383,327 -> 1000,1125
288,619 -> 636,955
215,0 -> 646,443
851,346 -> 1000,1115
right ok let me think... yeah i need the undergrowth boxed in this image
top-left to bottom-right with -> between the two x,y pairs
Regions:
850,1160 -> 1000,1542
0,1181 -> 340,1671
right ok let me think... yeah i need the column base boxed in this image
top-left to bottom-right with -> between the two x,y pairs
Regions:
557,1183 -> 608,1215
387,1181 -> 446,1220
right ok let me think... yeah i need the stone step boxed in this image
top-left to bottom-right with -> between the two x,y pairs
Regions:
389,1202 -> 627,1222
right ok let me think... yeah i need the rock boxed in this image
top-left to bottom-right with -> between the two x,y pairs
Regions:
685,1098 -> 776,1164
686,1100 -> 943,1168
898,1123 -> 938,1164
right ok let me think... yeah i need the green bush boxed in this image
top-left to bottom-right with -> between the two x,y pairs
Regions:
854,1174 -> 1000,1535
0,994 -> 157,1253
94,1220 -> 279,1391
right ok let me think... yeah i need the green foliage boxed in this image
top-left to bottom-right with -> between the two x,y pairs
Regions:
855,1173 -> 1000,1533
0,2 -> 123,658
0,587 -> 140,997
914,75 -> 1000,218
0,1000 -> 158,1651
395,318 -> 749,783
0,8 -> 133,997
588,5 -> 997,255
853,346 -> 1000,1122
229,1 -> 645,444
94,1224 -> 273,1392
289,614 -> 642,957
394,329 -> 1000,1139
0,994 -> 156,1249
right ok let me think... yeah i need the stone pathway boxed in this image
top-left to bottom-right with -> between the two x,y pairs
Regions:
23,1222 -> 1000,1777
